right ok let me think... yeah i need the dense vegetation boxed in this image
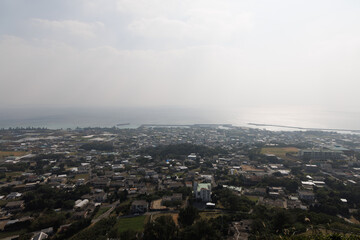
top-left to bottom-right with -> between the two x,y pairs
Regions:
257,176 -> 299,193
178,205 -> 199,227
213,187 -> 255,212
53,219 -> 91,240
142,143 -> 228,159
23,185 -> 90,211
249,205 -> 360,239
142,212 -> 230,240
80,142 -> 114,151
70,217 -> 116,240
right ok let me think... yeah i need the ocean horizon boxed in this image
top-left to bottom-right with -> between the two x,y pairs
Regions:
1,106 -> 360,132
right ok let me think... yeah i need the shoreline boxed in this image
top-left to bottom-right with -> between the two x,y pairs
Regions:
248,123 -> 360,133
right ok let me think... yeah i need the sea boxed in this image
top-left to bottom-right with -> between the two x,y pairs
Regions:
1,106 -> 360,133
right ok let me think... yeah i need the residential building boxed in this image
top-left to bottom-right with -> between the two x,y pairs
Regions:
194,182 -> 211,202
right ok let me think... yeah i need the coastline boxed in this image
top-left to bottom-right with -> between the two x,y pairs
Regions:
248,123 -> 360,133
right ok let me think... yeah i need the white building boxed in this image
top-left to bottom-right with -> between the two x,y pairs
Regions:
74,199 -> 89,209
188,153 -> 197,160
194,182 -> 211,202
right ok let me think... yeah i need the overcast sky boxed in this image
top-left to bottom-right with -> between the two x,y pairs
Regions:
1,0 -> 360,111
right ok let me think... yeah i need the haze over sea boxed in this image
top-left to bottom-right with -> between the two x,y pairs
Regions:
1,106 -> 360,133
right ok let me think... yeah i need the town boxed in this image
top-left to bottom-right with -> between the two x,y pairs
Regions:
1,125 -> 360,239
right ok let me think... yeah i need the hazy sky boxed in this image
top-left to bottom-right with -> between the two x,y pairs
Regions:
1,0 -> 360,110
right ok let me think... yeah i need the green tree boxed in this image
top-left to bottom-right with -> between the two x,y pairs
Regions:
178,205 -> 199,227
180,220 -> 222,240
119,230 -> 137,240
143,216 -> 177,240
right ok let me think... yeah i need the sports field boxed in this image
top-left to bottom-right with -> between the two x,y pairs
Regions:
261,147 -> 299,159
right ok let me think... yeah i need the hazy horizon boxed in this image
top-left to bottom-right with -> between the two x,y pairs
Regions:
1,1 -> 360,128
1,106 -> 360,132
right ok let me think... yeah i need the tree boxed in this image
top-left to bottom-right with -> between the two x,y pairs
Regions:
272,210 -> 291,233
119,230 -> 137,240
179,220 -> 222,240
272,171 -> 283,177
70,217 -> 116,240
214,188 -> 254,212
119,189 -> 128,202
143,216 -> 177,240
178,205 -> 199,227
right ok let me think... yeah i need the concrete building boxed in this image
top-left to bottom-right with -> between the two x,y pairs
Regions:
194,182 -> 211,202
299,149 -> 342,161
298,190 -> 315,201
131,200 -> 148,214
188,153 -> 197,161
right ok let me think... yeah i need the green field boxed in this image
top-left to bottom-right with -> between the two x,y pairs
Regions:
6,172 -> 23,177
118,199 -> 131,207
261,147 -> 299,159
93,207 -> 111,219
115,216 -> 147,234
199,212 -> 223,220
0,200 -> 8,207
246,196 -> 259,202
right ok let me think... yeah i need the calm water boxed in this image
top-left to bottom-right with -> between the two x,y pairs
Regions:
1,106 -> 360,132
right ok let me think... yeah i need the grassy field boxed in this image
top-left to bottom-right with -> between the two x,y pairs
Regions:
261,147 -> 299,159
93,207 -> 111,219
246,196 -> 259,202
6,172 -> 23,177
0,200 -> 8,207
175,172 -> 185,177
199,212 -> 223,220
118,199 -> 131,207
115,215 -> 147,234
0,151 -> 28,159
